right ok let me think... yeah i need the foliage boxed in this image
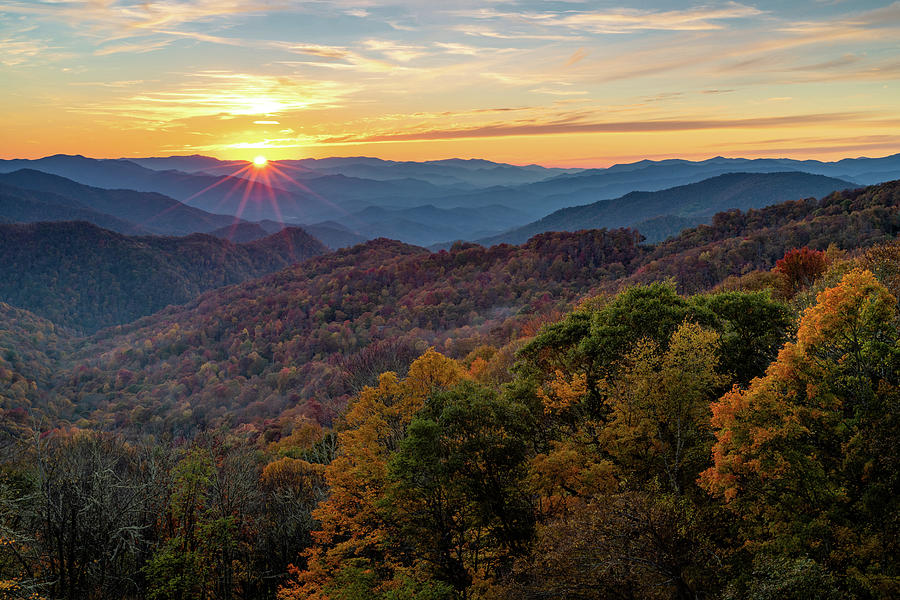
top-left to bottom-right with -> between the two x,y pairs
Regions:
701,269 -> 900,597
774,247 -> 828,297
2,180 -> 900,599
0,222 -> 326,332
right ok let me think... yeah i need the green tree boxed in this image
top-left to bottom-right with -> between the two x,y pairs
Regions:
386,381 -> 534,593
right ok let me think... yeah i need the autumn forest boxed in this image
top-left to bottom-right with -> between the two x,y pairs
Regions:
0,170 -> 896,600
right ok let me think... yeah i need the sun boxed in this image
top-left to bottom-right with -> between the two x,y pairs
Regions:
253,155 -> 268,167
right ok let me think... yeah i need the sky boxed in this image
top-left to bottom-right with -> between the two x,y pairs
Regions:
1,0 -> 899,167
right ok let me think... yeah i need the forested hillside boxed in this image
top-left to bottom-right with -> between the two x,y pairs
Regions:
58,229 -> 643,432
0,222 -> 328,332
0,169 -> 243,236
1,243 -> 897,599
0,302 -> 71,436
0,180 -> 897,600
32,179 -> 900,435
0,181 -> 149,235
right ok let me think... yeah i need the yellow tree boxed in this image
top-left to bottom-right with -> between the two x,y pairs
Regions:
603,321 -> 725,495
510,322 -> 728,600
279,350 -> 465,600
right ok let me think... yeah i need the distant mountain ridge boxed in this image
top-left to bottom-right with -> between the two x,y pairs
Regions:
477,171 -> 857,246
0,169 -> 243,235
3,152 -> 898,247
0,181 -> 149,235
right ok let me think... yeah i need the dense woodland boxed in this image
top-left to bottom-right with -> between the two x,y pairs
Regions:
0,223 -> 327,332
0,181 -> 898,599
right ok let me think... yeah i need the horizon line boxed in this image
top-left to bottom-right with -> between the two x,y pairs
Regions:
3,149 -> 899,171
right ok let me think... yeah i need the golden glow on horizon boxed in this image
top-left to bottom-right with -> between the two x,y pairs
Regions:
253,155 -> 268,167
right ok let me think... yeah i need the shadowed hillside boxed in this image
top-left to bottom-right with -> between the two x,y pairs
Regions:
0,169 -> 243,235
0,222 -> 328,332
479,171 -> 857,245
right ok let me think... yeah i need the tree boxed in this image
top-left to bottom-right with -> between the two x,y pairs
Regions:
386,381 -> 534,593
701,269 -> 900,597
0,432 -> 152,600
774,247 -> 827,297
602,321 -> 725,495
279,350 -> 465,600
146,447 -> 214,600
508,321 -> 730,600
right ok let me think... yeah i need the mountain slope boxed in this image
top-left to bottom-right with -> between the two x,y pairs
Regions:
299,222 -> 369,249
0,222 -> 328,332
0,169 -> 242,235
0,182 -> 148,234
61,230 -> 643,431
480,172 -> 856,245
335,203 -> 534,246
35,179 -> 900,434
208,222 -> 272,243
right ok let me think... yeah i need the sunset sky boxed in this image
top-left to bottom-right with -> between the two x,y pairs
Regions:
2,0 -> 899,166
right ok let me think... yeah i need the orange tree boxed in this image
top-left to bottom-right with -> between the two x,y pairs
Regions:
702,269 -> 900,598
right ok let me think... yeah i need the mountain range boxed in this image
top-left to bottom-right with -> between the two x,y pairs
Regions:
478,171 -> 857,246
3,153 -> 898,247
0,177 -> 895,433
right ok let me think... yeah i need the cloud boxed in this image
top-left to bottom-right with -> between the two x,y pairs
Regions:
94,38 -> 172,56
541,3 -> 764,34
362,39 -> 427,62
319,111 -> 889,144
433,42 -> 480,55
455,25 -> 580,41
278,42 -> 407,73
0,35 -> 60,66
70,71 -> 352,124
563,47 -> 588,67
1,1 -> 278,34
451,2 -> 762,36
790,53 -> 862,71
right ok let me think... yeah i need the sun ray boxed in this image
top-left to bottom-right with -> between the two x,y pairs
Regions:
125,162 -> 253,231
257,165 -> 295,258
183,163 -> 254,203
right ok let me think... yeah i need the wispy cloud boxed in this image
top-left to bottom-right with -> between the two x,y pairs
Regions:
540,3 -> 764,34
362,39 -> 427,62
0,35 -> 60,66
451,2 -> 762,35
1,0 -> 277,34
71,71 -> 352,124
278,42 -> 405,73
320,111 -> 891,144
563,47 -> 588,67
454,24 -> 581,41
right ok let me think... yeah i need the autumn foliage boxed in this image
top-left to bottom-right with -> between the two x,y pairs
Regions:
1,181 -> 899,599
774,246 -> 828,296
